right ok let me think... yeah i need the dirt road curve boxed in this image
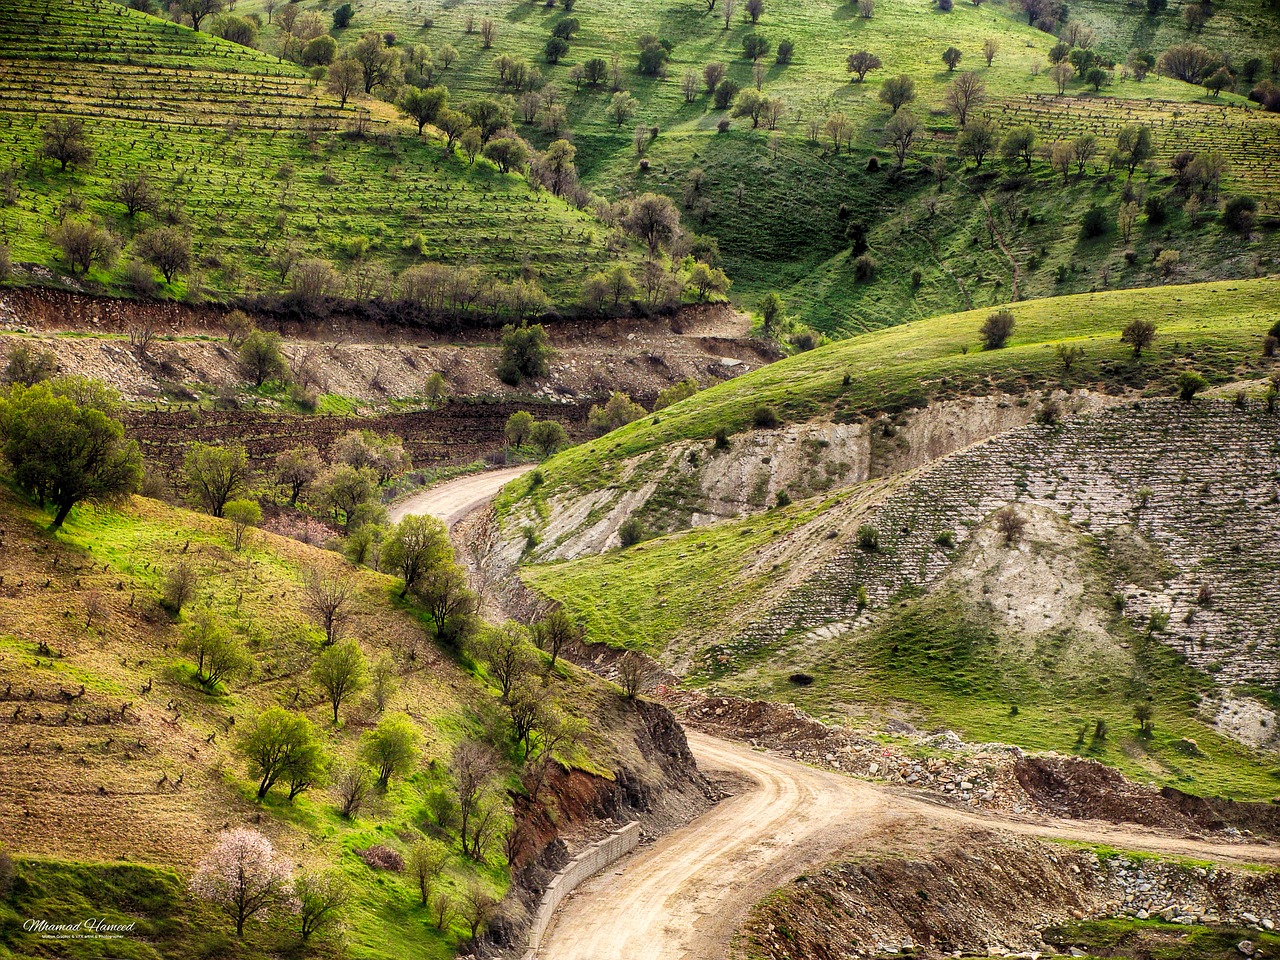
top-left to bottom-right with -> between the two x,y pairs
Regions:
537,731 -> 1279,960
387,465 -> 535,526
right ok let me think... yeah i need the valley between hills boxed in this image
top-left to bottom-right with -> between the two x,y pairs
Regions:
2,0 -> 1280,956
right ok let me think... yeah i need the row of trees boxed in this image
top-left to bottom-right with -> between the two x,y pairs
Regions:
38,137 -> 193,288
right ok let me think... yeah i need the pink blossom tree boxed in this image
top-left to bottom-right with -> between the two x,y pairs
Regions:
190,827 -> 295,937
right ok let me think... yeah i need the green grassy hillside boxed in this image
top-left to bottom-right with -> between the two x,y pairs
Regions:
0,0 -> 632,307
522,400 -> 1280,800
236,0 -> 1280,330
499,278 -> 1280,507
0,483 -> 650,959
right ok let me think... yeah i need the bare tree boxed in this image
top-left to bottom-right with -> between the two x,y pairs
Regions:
450,740 -> 501,859
704,61 -> 727,92
460,879 -> 497,943
114,173 -> 157,217
303,571 -> 355,646
681,70 -> 699,102
162,558 -> 199,613
431,891 -> 454,930
944,71 -> 986,126
995,505 -> 1026,545
41,118 -> 93,171
884,108 -> 919,168
333,763 -> 371,818
128,319 -> 159,360
618,651 -> 651,700
326,59 -> 363,107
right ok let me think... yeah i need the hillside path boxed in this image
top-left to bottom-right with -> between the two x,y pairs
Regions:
387,464 -> 535,527
394,451 -> 1279,960
536,731 -> 1280,960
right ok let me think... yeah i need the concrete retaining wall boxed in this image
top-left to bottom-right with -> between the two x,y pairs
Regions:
523,821 -> 641,957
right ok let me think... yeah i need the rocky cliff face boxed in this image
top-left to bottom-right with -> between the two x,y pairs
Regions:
495,390 -> 1113,567
724,398 -> 1280,687
739,831 -> 1280,960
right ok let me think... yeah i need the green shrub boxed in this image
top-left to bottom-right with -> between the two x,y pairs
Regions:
1176,370 -> 1208,402
302,36 -> 338,67
529,420 -> 567,456
1222,195 -> 1257,234
588,392 -> 645,436
496,322 -> 553,385
619,516 -> 645,547
1078,205 -> 1109,239
713,79 -> 741,110
980,310 -> 1015,350
857,524 -> 879,551
752,405 -> 781,428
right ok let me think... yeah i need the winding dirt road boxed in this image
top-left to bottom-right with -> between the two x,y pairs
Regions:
387,464 -> 535,526
402,458 -> 1279,960
536,731 -> 1280,960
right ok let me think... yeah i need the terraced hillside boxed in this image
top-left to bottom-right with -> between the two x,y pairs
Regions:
0,0 -> 632,306
238,0 -> 1280,330
528,396 -> 1280,797
494,278 -> 1280,561
510,280 -> 1280,798
0,485 -> 696,959
715,399 -> 1278,673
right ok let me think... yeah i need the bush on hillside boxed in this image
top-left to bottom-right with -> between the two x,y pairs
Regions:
980,310 -> 1015,350
1222,195 -> 1257,234
619,516 -> 645,548
1078,205 -> 1109,240
1176,370 -> 1208,402
588,391 -> 645,435
496,322 -> 553,385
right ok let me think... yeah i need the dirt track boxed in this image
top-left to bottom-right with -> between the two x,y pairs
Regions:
536,731 -> 1280,960
405,459 -> 1280,960
388,464 -> 535,526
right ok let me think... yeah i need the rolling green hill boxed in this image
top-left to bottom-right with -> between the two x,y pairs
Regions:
0,482 -> 668,959
498,278 -> 1280,508
0,0 -> 634,308
514,282 -> 1280,801
236,0 -> 1280,331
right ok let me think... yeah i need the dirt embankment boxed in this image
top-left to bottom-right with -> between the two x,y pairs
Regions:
496,699 -> 717,952
673,692 -> 1280,842
740,830 -> 1280,960
0,288 -> 777,407
1016,755 -> 1280,837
